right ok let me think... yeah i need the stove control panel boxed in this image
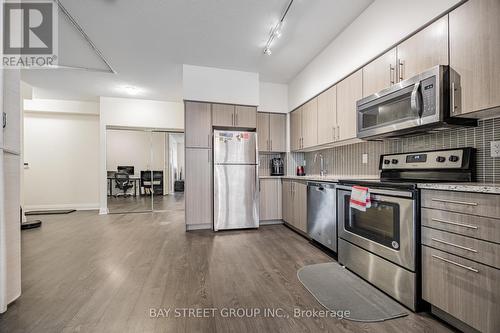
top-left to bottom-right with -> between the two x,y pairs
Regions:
381,149 -> 466,170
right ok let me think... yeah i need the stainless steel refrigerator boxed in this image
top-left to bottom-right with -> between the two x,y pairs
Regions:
213,130 -> 259,231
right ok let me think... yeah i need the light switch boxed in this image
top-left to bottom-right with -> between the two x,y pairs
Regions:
491,141 -> 500,158
362,153 -> 368,164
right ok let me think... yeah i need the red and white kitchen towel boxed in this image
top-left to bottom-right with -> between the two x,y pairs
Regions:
350,186 -> 371,212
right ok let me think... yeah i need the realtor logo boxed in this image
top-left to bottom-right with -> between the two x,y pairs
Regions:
2,0 -> 58,68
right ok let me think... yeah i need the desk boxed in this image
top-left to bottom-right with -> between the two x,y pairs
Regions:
107,176 -> 140,197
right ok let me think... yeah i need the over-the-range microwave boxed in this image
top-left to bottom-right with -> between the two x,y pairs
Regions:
356,65 -> 477,140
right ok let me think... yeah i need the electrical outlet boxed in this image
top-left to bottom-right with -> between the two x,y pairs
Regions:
491,141 -> 500,158
362,153 -> 368,164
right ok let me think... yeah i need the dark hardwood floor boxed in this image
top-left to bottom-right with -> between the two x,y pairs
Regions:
0,194 -> 455,332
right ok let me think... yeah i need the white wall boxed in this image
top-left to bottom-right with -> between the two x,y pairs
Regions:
288,0 -> 461,110
258,82 -> 288,113
99,97 -> 184,213
106,130 -> 165,175
23,111 -> 100,210
183,65 -> 259,106
100,97 -> 184,130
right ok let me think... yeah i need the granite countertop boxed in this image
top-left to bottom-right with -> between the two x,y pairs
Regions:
418,183 -> 500,194
259,175 -> 380,182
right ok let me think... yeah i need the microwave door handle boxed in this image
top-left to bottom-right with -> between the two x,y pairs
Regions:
410,82 -> 423,117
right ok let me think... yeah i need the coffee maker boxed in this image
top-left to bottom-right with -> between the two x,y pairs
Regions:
270,158 -> 284,176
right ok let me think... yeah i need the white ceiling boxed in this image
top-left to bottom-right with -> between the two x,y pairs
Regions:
21,0 -> 373,102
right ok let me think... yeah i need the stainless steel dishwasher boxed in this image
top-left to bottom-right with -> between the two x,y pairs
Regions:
307,182 -> 337,252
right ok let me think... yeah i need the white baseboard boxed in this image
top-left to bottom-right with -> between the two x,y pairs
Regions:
24,203 -> 100,211
99,207 -> 109,215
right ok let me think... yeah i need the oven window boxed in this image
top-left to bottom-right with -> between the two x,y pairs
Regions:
344,195 -> 400,249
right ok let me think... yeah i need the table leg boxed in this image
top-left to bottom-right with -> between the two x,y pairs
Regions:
134,179 -> 137,197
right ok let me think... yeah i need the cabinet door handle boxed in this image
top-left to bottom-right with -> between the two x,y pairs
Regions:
231,113 -> 234,126
431,198 -> 478,206
266,140 -> 269,151
332,126 -> 335,141
390,64 -> 395,85
451,82 -> 457,115
270,140 -> 273,151
431,218 -> 478,230
431,238 -> 477,253
337,126 -> 340,140
398,60 -> 404,81
431,255 -> 479,273
235,112 -> 238,126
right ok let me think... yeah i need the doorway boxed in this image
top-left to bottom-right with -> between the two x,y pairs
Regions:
105,127 -> 184,214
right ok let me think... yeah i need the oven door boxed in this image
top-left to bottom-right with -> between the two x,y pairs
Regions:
356,65 -> 445,139
337,186 -> 416,271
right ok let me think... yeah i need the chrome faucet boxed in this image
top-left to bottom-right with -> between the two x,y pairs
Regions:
313,153 -> 326,177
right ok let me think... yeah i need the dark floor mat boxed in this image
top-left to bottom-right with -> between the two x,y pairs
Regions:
25,209 -> 76,216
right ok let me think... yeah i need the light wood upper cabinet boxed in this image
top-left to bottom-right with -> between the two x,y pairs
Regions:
185,101 -> 212,148
257,112 -> 286,152
269,113 -> 286,152
397,16 -> 448,82
185,148 -> 212,227
317,85 -> 337,145
363,48 -> 397,98
290,107 -> 302,151
449,0 -> 500,115
256,113 -> 270,151
302,98 -> 318,149
212,104 -> 257,128
212,103 -> 235,127
337,70 -> 362,141
259,178 -> 282,221
235,105 -> 257,128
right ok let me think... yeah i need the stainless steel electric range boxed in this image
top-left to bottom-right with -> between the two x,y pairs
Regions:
337,147 -> 475,311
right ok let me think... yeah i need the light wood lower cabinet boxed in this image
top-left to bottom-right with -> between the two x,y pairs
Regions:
282,180 -> 307,233
294,182 -> 307,233
449,0 -> 500,115
282,179 -> 292,224
185,148 -> 212,228
259,179 -> 282,221
422,246 -> 499,333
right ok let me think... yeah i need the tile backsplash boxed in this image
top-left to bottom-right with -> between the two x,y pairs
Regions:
289,117 -> 500,182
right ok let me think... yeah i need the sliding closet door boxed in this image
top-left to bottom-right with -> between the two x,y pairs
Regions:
106,128 -> 153,214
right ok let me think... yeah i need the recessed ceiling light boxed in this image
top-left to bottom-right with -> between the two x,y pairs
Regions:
117,85 -> 143,96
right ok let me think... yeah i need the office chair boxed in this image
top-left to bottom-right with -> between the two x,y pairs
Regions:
114,172 -> 133,197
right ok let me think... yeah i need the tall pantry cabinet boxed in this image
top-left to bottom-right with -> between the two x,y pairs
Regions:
0,68 -> 22,313
184,101 -> 213,230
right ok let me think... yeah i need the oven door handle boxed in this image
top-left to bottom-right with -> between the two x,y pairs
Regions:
338,185 -> 413,198
411,82 -> 423,118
